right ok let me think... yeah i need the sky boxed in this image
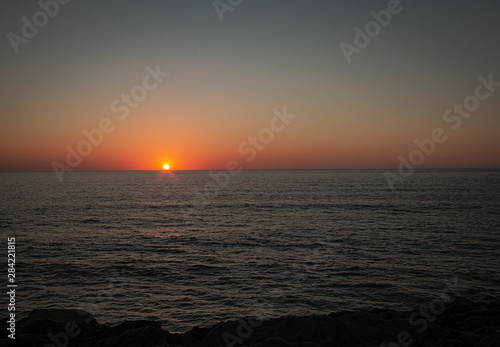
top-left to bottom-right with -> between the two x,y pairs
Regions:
1,0 -> 499,171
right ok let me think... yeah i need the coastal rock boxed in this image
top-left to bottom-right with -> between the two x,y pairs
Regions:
476,333 -> 500,347
1,297 -> 499,347
194,315 -> 336,347
333,310 -> 417,346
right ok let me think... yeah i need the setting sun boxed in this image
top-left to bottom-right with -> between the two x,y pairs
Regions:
163,164 -> 170,170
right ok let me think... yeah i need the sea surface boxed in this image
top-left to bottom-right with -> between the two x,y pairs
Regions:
1,170 -> 499,332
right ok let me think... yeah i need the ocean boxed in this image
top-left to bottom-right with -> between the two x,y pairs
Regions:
1,170 -> 499,332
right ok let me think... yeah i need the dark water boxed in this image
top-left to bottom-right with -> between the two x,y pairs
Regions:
1,170 -> 499,332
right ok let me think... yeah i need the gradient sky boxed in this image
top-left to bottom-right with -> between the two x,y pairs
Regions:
1,0 -> 499,171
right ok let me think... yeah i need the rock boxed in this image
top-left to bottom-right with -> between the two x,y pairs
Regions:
476,333 -> 500,347
248,336 -> 322,346
334,310 -> 415,347
112,320 -> 163,332
21,308 -> 99,339
1,298 -> 499,347
0,333 -> 46,347
95,325 -> 168,347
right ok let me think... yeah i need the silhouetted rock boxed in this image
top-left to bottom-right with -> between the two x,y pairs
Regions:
1,297 -> 499,346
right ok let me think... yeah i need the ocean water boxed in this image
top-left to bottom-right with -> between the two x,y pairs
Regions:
1,170 -> 499,332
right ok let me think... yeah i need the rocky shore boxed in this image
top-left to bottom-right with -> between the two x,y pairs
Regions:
2,297 -> 499,346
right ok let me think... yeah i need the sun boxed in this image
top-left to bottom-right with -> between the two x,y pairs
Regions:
163,164 -> 170,170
